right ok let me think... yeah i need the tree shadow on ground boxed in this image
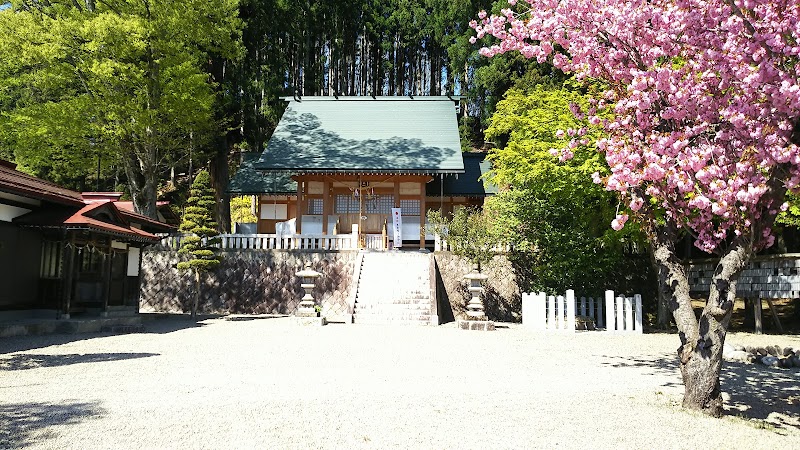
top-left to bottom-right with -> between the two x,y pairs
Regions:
0,352 -> 158,371
602,354 -> 800,433
224,315 -> 287,321
0,401 -> 103,448
0,315 -> 213,355
0,334 -> 105,355
139,314 -> 215,334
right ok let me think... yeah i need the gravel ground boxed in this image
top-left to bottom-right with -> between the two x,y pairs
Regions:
1,316 -> 799,449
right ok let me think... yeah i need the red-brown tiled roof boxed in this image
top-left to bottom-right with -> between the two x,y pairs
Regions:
0,161 -> 85,206
115,201 -> 180,228
14,201 -> 159,242
64,202 -> 159,241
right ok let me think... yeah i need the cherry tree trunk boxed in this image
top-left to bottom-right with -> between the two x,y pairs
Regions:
650,223 -> 750,417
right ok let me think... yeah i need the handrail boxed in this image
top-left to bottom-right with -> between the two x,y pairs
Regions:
156,233 -> 357,250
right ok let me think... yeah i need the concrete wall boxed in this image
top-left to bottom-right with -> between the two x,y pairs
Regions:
140,249 -> 357,317
434,252 -> 521,323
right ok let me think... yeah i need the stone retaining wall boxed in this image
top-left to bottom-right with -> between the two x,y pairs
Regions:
433,253 -> 521,322
140,249 -> 357,317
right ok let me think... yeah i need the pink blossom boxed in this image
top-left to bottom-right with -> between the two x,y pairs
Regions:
611,214 -> 628,231
471,0 -> 800,252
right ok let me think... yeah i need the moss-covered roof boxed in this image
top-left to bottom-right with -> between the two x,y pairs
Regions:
227,153 -> 297,195
427,152 -> 498,197
253,96 -> 465,174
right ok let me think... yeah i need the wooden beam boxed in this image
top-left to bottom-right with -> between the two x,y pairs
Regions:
394,176 -> 400,208
296,179 -> 303,234
754,296 -> 763,334
102,241 -> 112,317
765,298 -> 784,333
419,181 -> 426,249
322,180 -> 330,234
61,234 -> 75,320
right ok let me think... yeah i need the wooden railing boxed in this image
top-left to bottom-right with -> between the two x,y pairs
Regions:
433,235 -> 512,253
157,233 -> 357,251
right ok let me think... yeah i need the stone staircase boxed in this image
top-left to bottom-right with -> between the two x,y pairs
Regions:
352,251 -> 437,325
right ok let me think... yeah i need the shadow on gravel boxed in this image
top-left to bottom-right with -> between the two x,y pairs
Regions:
602,354 -> 682,389
0,401 -> 103,448
0,334 -> 106,355
721,361 -> 800,433
602,354 -> 800,433
225,315 -> 287,321
0,352 -> 159,371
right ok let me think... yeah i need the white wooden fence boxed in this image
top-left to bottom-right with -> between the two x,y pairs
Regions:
522,289 -> 643,333
157,233 -> 358,251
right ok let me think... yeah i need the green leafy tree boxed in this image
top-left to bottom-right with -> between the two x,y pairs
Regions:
484,84 -> 650,295
230,195 -> 258,230
427,207 -> 499,271
177,170 -> 222,321
0,0 -> 241,218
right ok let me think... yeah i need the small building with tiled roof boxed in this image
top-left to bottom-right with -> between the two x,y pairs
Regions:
0,161 -> 173,320
228,96 -> 495,249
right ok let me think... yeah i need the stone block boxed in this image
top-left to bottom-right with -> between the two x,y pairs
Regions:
294,316 -> 327,326
457,319 -> 495,331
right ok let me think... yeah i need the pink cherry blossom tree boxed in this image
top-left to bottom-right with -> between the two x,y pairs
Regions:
472,0 -> 800,416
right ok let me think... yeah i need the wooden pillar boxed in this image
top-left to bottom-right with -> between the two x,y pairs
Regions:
753,296 -> 763,334
393,177 -> 400,208
102,240 -> 112,317
296,179 -> 303,234
419,182 -> 426,249
135,246 -> 143,313
322,180 -> 330,234
61,234 -> 76,320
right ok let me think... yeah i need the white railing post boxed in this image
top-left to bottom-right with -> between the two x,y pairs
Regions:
522,293 -> 531,328
566,290 -> 576,332
634,294 -> 643,334
556,295 -> 565,330
536,292 -> 546,330
580,297 -> 587,317
605,290 -> 615,332
588,297 -> 595,320
547,295 -> 555,330
624,296 -> 634,332
616,295 -> 625,332
597,296 -> 604,328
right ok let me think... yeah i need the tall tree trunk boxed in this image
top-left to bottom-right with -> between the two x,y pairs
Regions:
648,244 -> 670,328
210,135 -> 231,234
122,149 -> 158,219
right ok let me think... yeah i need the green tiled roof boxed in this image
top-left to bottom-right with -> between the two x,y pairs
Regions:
254,97 -> 465,174
227,153 -> 297,195
427,152 -> 498,197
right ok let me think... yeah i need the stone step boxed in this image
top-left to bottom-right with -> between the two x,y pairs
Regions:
354,303 -> 431,312
356,289 -> 431,300
354,297 -> 431,305
352,313 -> 433,326
353,252 -> 434,325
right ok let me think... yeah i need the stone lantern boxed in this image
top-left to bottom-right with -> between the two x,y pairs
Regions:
459,263 -> 494,331
295,261 -> 326,325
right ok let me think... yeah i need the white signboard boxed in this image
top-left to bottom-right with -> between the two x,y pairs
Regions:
391,208 -> 402,248
127,247 -> 141,277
